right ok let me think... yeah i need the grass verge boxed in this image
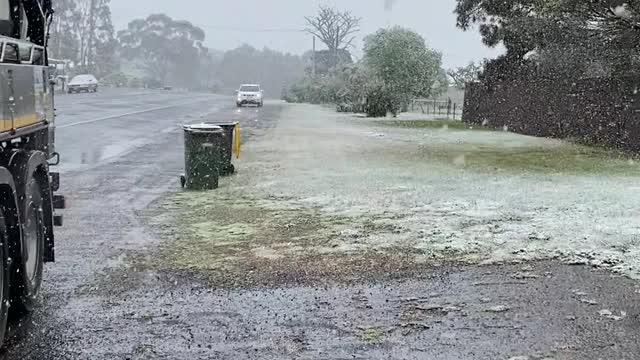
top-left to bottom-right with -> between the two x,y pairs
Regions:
372,119 -> 487,131
137,192 -> 440,288
368,121 -> 640,175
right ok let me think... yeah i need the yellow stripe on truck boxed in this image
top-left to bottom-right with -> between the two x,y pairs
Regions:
0,114 -> 42,132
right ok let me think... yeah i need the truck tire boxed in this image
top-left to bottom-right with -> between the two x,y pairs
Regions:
12,174 -> 46,313
0,213 -> 10,348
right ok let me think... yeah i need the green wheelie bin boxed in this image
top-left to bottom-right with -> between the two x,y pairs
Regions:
181,123 -> 225,190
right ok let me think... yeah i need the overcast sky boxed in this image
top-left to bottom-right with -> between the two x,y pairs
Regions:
109,0 -> 503,69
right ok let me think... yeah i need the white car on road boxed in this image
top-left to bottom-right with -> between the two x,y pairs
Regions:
236,84 -> 263,107
68,74 -> 99,93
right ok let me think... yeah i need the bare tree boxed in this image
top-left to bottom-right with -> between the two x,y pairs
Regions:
447,62 -> 482,89
305,6 -> 361,67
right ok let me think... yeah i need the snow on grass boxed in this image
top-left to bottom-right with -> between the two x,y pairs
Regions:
370,119 -> 485,131
167,103 -> 640,280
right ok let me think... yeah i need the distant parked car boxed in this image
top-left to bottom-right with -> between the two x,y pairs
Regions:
163,86 -> 173,91
68,74 -> 99,93
236,84 -> 263,107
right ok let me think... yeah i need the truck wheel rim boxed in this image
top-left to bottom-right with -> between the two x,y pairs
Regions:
23,202 -> 41,282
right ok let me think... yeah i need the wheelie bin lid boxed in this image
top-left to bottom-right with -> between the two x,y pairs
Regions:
209,121 -> 239,127
184,123 -> 224,133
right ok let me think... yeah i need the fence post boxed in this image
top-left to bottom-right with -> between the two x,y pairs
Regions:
433,100 -> 436,115
453,103 -> 457,120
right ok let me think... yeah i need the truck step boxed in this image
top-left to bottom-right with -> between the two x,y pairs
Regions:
54,214 -> 63,227
53,195 -> 66,209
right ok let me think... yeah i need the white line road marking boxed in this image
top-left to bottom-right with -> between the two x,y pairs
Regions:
57,98 -> 213,129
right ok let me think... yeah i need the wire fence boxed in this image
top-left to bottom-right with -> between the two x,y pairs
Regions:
411,99 -> 462,120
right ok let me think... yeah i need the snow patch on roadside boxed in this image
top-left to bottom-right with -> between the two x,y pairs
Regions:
224,103 -> 640,279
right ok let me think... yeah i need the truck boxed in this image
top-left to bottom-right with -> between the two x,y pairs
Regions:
0,0 -> 64,347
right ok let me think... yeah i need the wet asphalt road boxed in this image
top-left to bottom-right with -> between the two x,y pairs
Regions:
1,89 -> 640,359
0,88 -> 279,359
